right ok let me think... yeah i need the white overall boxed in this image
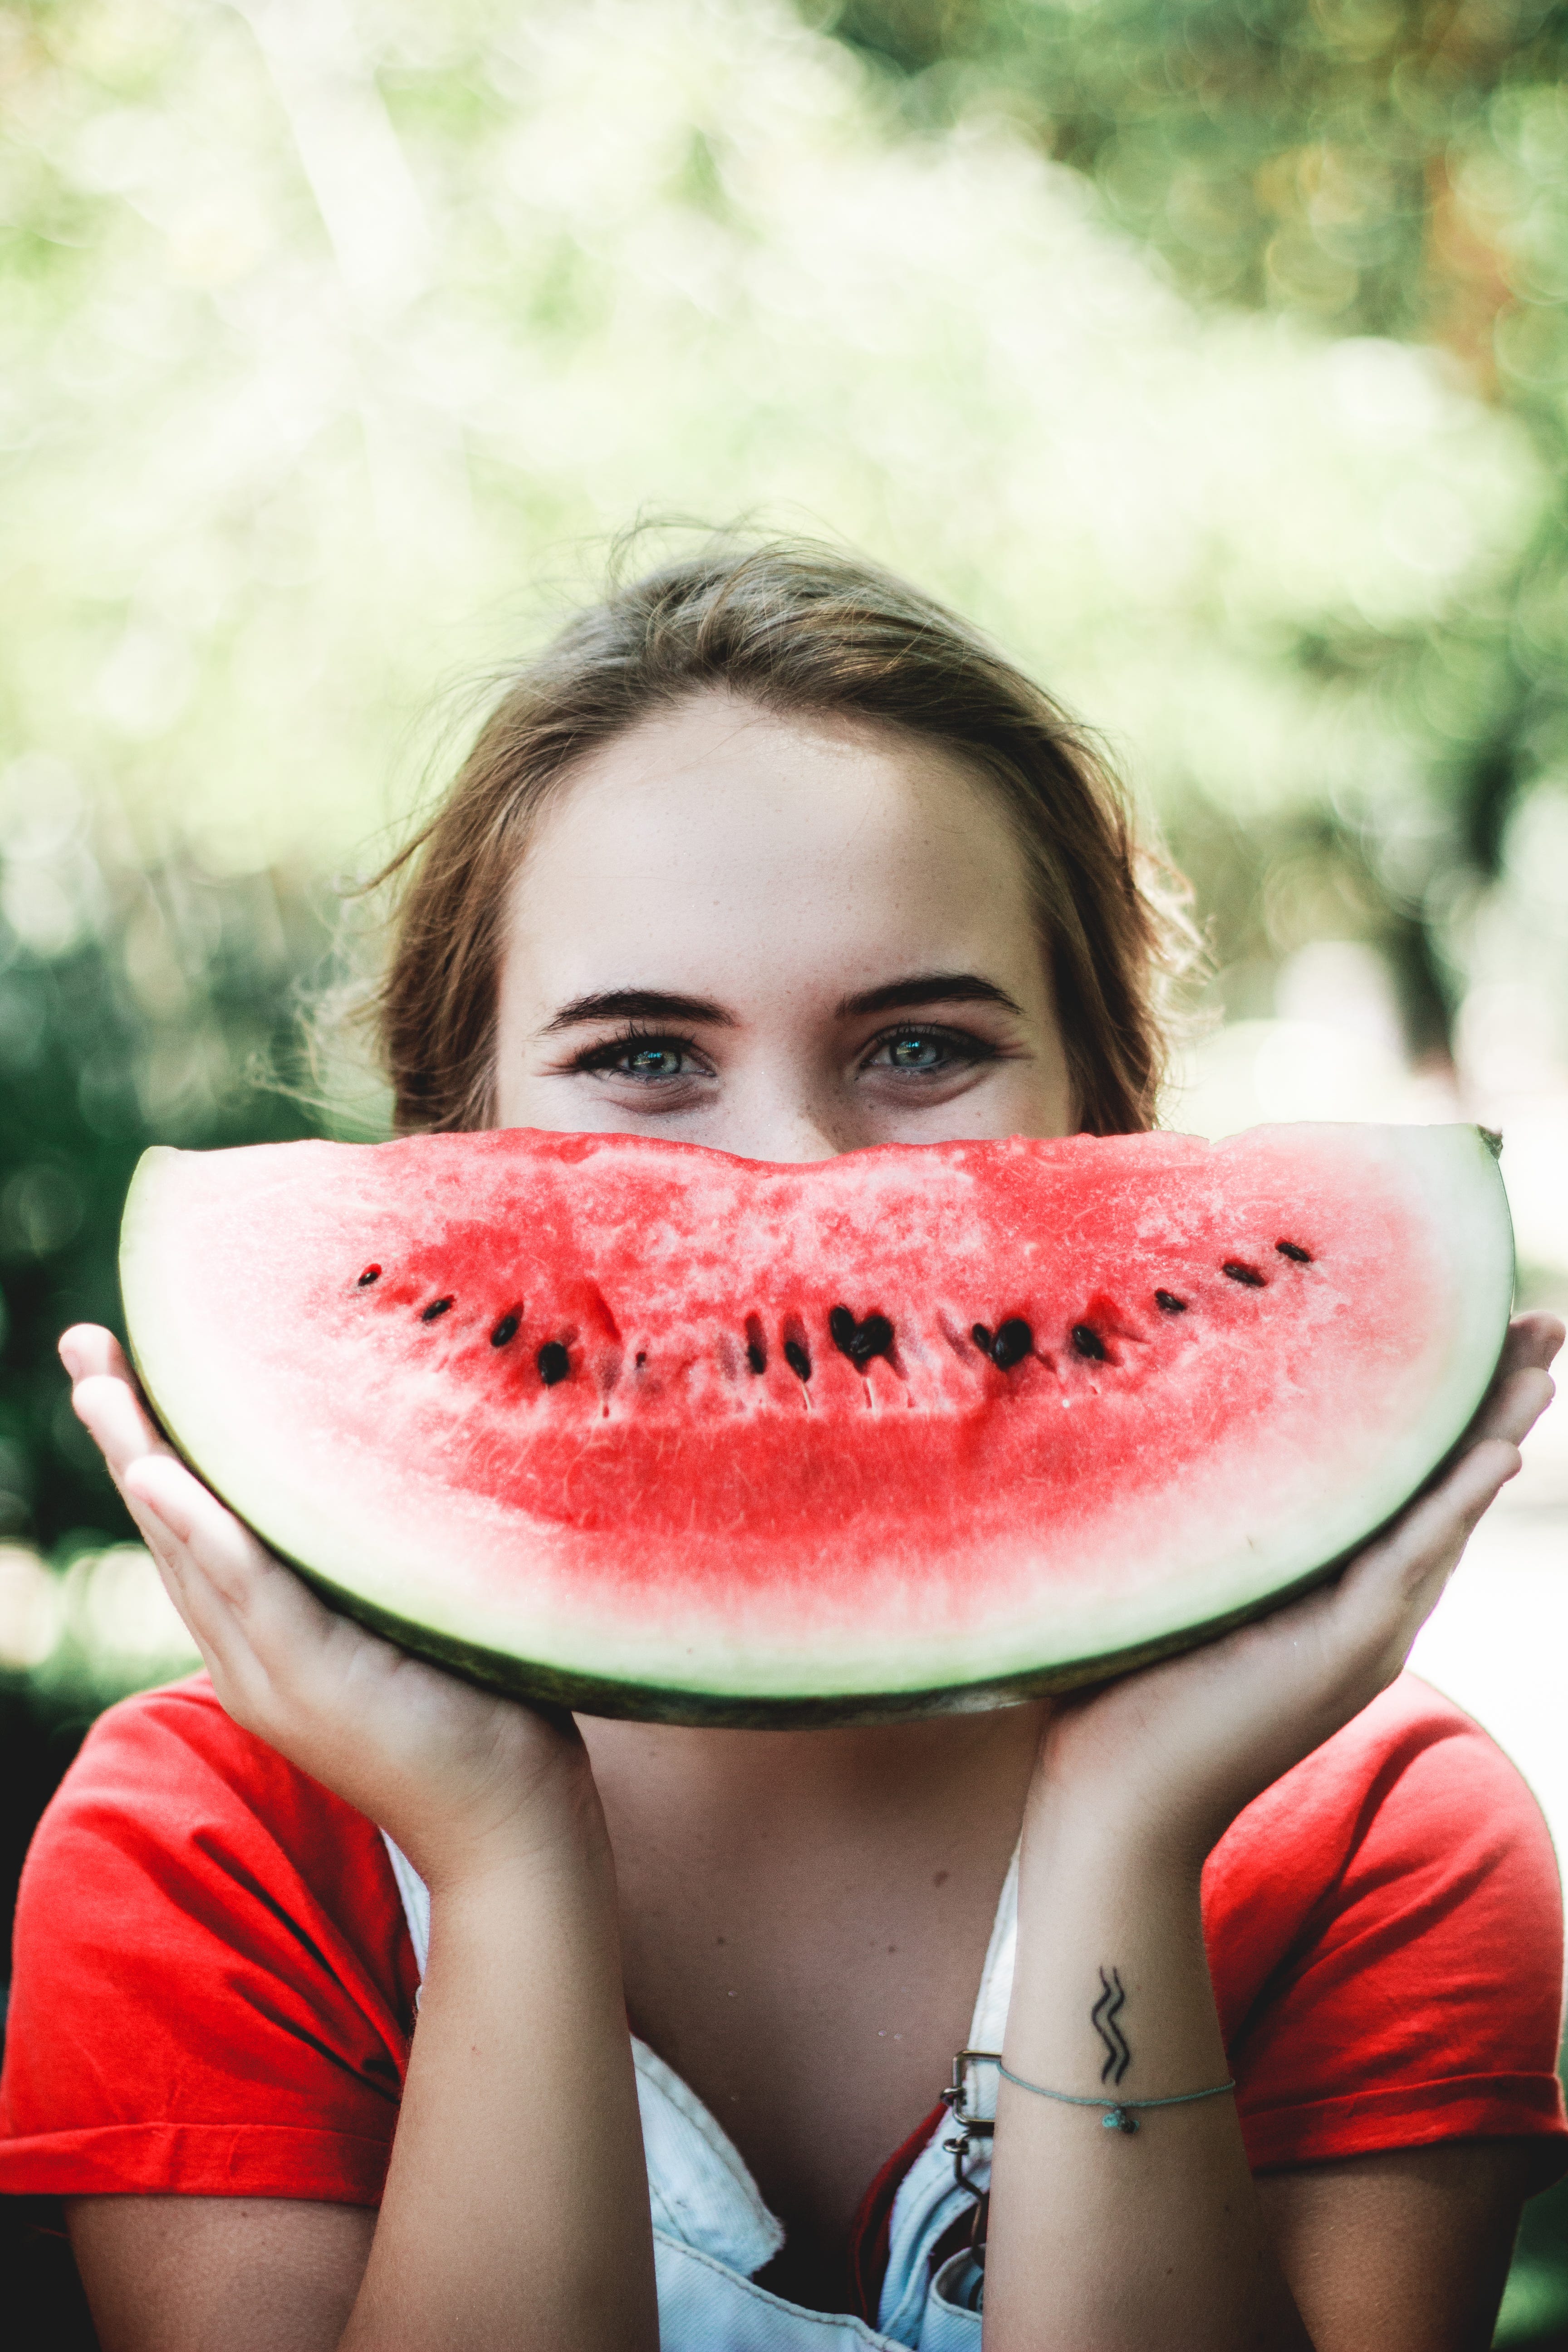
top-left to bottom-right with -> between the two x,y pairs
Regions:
382,1838 -> 1017,2349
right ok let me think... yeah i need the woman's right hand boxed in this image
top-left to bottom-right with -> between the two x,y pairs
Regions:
59,1323 -> 596,1892
63,1323 -> 658,2351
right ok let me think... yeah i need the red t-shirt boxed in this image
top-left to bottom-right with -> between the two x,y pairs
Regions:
2,1671 -> 1564,2271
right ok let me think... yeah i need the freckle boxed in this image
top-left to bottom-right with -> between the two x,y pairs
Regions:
715,1935 -> 725,1946
887,1944 -> 897,1954
933,1870 -> 949,1887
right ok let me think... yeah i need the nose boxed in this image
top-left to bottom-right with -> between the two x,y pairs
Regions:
732,1111 -> 848,1166
719,1073 -> 857,1165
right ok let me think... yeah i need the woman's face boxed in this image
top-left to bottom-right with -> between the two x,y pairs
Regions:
492,691 -> 1074,1160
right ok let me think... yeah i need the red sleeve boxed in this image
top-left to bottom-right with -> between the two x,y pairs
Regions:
0,1675 -> 418,2203
1205,1672 -> 1568,2179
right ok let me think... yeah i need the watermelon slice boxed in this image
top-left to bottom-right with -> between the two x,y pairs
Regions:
119,1123 -> 1512,1725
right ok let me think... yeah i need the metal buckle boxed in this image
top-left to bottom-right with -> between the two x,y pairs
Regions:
939,2048 -> 1001,2187
940,2049 -> 1000,2257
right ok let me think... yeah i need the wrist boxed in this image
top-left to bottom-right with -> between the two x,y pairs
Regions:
397,1749 -> 612,1902
1020,1764 -> 1211,1893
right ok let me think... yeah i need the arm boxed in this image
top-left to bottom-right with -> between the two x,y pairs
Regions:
1257,2143 -> 1535,2352
60,1326 -> 658,2352
983,1311 -> 1561,2352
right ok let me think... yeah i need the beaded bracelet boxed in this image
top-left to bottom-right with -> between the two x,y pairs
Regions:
996,2059 -> 1237,2136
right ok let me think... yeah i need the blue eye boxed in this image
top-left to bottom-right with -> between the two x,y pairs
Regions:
624,1044 -> 686,1078
888,1034 -> 944,1069
863,1024 -> 995,1081
572,1027 -> 706,1084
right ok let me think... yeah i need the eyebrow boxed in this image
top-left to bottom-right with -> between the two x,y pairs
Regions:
539,988 -> 737,1034
836,973 -> 1025,1019
539,973 -> 1026,1035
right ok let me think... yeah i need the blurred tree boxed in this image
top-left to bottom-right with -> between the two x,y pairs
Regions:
821,2 -> 1563,339
0,853 -> 330,1553
814,0 -> 1568,1055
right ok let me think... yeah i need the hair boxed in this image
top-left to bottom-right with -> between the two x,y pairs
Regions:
369,534 -> 1198,1136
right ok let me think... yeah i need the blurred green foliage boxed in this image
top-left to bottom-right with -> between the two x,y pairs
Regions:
825,0 -> 1567,332
815,0 -> 1568,1057
0,850 -> 328,1552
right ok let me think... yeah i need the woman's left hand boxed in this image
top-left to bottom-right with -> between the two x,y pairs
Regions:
1035,1309 -> 1563,1860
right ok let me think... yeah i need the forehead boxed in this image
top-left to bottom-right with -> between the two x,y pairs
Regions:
505,692 -> 1041,1008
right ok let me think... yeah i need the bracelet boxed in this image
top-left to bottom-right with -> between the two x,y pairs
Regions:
997,2059 -> 1237,2136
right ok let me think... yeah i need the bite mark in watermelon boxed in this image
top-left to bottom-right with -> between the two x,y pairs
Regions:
118,1122 -> 1513,1725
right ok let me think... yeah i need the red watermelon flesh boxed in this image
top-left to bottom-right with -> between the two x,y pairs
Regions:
119,1122 -> 1512,1724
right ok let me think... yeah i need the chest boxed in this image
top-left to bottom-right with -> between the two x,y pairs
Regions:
610,1821 -> 1011,2297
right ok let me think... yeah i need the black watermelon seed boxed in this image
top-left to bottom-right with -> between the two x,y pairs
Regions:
357,1264 -> 381,1287
490,1313 -> 519,1348
421,1296 -> 454,1322
1071,1323 -> 1107,1361
1275,1240 -> 1312,1264
635,1350 -> 647,1369
971,1323 -> 994,1359
1154,1289 -> 1187,1315
1222,1262 -> 1265,1288
537,1341 -> 570,1386
829,1307 -> 895,1366
784,1338 -> 812,1382
745,1314 -> 768,1375
992,1318 -> 1033,1371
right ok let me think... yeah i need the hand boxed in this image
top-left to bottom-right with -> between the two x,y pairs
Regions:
59,1324 -> 596,1890
1033,1310 -> 1563,1866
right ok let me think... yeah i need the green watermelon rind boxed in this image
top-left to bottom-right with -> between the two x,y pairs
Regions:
118,1122 -> 1516,1728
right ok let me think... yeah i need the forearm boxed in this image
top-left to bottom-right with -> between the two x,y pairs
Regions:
983,1792 -> 1311,2352
343,1799 -> 657,2352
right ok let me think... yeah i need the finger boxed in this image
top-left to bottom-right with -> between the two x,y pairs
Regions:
59,1324 -> 134,1384
1501,1310 -> 1565,1373
1469,1363 -> 1556,1452
126,1454 -> 346,1683
71,1370 -> 176,1483
98,1470 -> 243,1695
69,1382 -> 251,1673
1469,1313 -> 1565,1429
119,1460 -> 267,1668
1339,1435 -> 1520,1642
127,1454 -> 288,1619
128,1455 -> 423,1759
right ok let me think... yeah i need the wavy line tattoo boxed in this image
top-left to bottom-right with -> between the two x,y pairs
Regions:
1091,1966 -> 1131,2086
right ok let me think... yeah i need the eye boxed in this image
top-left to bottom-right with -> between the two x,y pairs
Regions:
889,1032 -> 943,1070
622,1042 -> 688,1079
862,1025 -> 991,1078
571,1027 -> 709,1085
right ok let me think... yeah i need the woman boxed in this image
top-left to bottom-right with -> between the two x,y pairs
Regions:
3,539 -> 1563,2350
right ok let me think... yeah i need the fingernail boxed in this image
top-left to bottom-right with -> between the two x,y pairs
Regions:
59,1341 -> 82,1381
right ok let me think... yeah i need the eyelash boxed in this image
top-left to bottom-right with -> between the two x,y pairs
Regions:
568,1021 -> 997,1080
569,1023 -> 706,1078
863,1023 -> 995,1073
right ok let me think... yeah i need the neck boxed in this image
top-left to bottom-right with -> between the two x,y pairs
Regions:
578,1700 -> 1049,1868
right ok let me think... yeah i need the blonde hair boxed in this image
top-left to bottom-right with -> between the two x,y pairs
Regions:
372,536 -> 1196,1135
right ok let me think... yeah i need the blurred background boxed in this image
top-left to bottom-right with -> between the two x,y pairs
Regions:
1,0 -> 1566,2337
